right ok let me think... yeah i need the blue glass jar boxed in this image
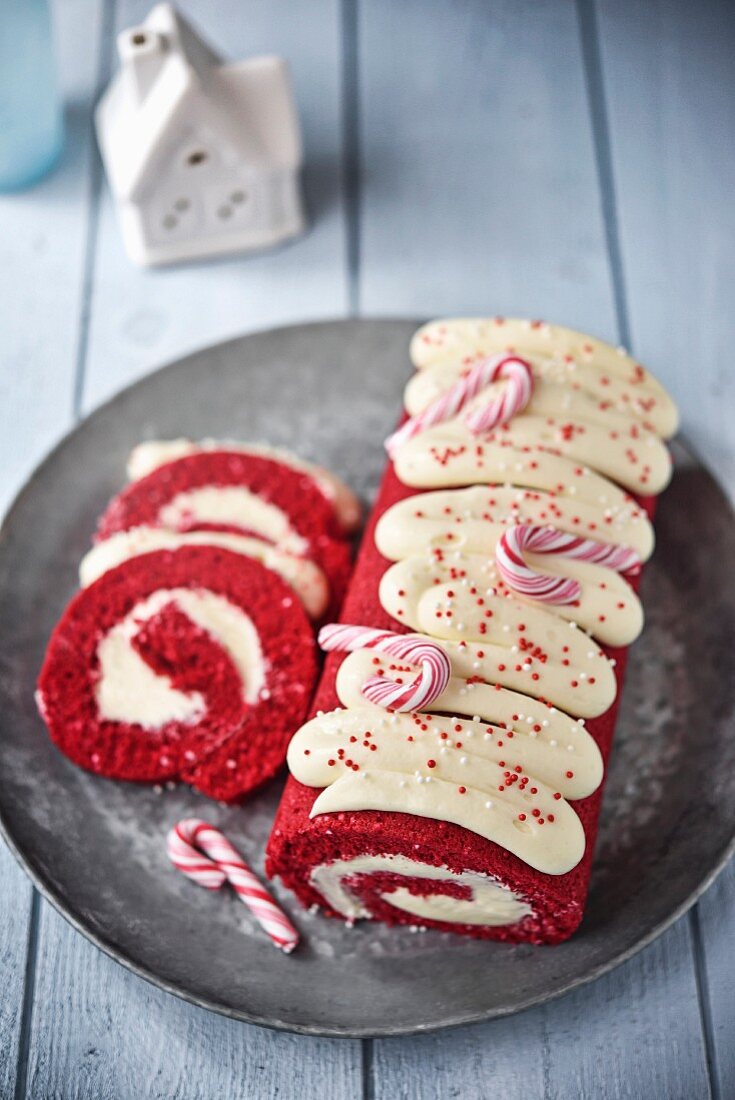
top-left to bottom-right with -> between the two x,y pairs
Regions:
0,0 -> 64,191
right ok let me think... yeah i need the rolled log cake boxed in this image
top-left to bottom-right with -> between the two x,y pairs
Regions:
266,318 -> 678,944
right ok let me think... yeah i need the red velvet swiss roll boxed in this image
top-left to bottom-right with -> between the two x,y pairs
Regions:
37,547 -> 317,802
266,462 -> 654,944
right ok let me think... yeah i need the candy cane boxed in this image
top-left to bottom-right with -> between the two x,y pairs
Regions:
167,819 -> 299,953
496,525 -> 641,605
318,623 -> 451,712
385,354 -> 534,458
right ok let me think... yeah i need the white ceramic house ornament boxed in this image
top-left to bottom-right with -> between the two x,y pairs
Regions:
95,3 -> 305,266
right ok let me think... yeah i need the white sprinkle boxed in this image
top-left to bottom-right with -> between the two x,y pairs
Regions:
460,756 -> 468,765
485,801 -> 494,810
550,739 -> 558,747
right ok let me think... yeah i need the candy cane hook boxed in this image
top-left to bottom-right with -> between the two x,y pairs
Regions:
318,624 -> 451,712
495,525 -> 640,605
385,354 -> 534,458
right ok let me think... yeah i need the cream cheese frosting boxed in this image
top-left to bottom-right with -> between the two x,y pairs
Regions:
127,438 -> 362,533
380,551 -> 643,647
409,317 -> 679,438
375,484 -> 654,562
95,588 -> 265,728
309,854 -> 533,925
396,414 -> 671,495
334,653 -> 604,799
393,433 -> 661,504
80,527 -> 328,619
288,707 -> 588,875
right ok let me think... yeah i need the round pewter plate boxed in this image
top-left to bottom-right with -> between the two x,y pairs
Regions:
0,319 -> 733,1038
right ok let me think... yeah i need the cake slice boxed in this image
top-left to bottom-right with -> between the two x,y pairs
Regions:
96,450 -> 354,616
37,546 -> 317,801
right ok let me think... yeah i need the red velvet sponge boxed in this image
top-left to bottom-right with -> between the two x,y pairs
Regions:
95,450 -> 353,615
37,546 -> 317,801
266,463 -> 655,944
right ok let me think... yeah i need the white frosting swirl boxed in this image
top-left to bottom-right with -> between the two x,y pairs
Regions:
96,588 -> 265,728
375,484 -> 654,563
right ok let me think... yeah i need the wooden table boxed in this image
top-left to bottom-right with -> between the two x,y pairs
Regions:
1,2 -> 733,1096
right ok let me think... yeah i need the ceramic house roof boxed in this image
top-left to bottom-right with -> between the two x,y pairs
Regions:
97,4 -> 302,203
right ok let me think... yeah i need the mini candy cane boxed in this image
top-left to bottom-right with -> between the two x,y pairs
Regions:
385,354 -> 534,458
318,623 -> 451,712
167,819 -> 299,953
496,525 -> 641,605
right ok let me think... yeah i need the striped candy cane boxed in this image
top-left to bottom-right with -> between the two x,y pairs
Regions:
495,525 -> 641,605
385,354 -> 534,458
167,819 -> 299,953
318,623 -> 451,712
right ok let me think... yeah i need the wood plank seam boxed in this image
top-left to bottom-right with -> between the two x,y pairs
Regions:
576,0 -> 631,349
12,891 -> 40,1100
690,905 -> 720,1100
341,0 -> 361,316
362,1035 -> 375,1100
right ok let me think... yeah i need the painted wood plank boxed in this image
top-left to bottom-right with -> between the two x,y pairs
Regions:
22,3 -> 361,1097
356,0 -> 617,336
372,916 -> 710,1100
0,0 -> 104,514
695,861 -> 735,1098
0,846 -> 34,1099
0,3 -> 104,1095
357,1 -> 713,1095
596,0 -> 735,503
24,903 -> 360,1100
81,0 -> 349,412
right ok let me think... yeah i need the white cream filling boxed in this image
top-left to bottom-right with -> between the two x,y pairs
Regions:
310,854 -> 533,926
158,486 -> 308,555
126,438 -> 362,533
80,527 -> 328,619
95,588 -> 265,728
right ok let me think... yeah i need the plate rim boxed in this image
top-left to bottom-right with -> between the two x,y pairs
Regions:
1,316 -> 733,1038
